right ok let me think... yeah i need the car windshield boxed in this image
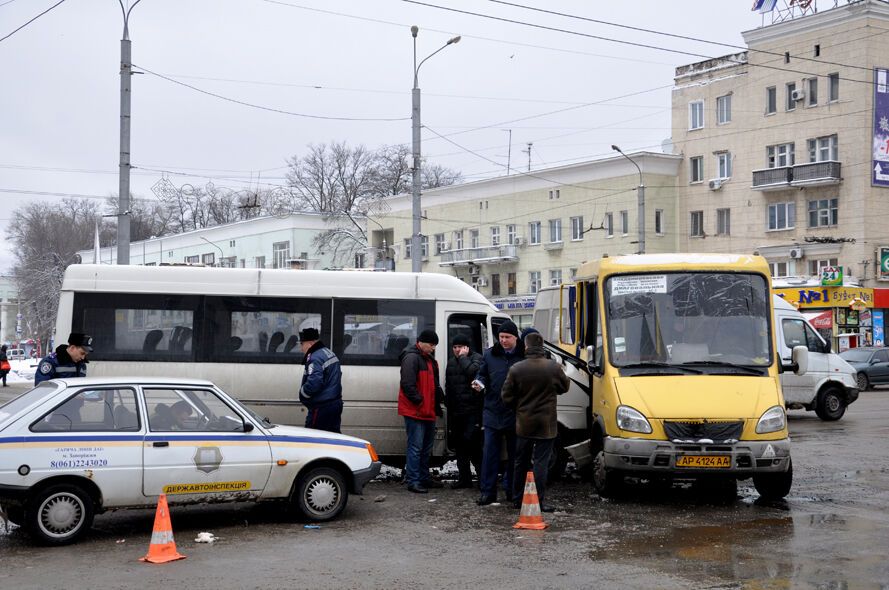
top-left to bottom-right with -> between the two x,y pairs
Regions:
604,272 -> 772,368
839,349 -> 873,362
0,382 -> 62,429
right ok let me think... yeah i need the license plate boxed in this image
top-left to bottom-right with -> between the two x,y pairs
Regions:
676,455 -> 731,468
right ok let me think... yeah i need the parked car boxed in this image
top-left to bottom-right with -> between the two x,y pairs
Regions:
838,347 -> 889,391
5,348 -> 26,362
0,377 -> 381,545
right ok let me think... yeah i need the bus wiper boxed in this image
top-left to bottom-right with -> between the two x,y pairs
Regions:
681,361 -> 764,374
620,362 -> 703,374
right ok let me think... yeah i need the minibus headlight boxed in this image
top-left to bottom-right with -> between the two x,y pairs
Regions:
616,405 -> 652,434
756,406 -> 786,434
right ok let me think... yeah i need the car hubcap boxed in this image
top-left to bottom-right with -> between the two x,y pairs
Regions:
306,478 -> 338,513
858,374 -> 867,389
827,395 -> 840,412
39,493 -> 84,537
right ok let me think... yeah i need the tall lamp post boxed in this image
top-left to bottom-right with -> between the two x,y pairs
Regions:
411,26 -> 460,273
611,145 -> 645,255
117,0 -> 142,265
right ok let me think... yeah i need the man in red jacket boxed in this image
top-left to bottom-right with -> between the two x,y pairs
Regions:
398,329 -> 444,494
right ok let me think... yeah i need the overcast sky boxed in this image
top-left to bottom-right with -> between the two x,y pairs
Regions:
1,0 -> 770,272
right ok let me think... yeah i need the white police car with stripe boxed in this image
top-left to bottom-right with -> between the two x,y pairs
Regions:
0,377 -> 381,545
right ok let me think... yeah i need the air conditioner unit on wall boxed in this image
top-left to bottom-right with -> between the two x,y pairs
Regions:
791,89 -> 806,102
476,277 -> 489,287
708,179 -> 723,190
513,237 -> 525,246
789,247 -> 803,259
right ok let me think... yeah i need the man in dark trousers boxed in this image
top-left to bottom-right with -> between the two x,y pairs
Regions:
445,334 -> 483,488
472,319 -> 524,506
398,329 -> 444,494
298,327 -> 344,433
35,333 -> 92,385
501,331 -> 570,512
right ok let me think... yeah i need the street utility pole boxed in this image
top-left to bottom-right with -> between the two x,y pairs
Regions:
117,0 -> 141,265
612,145 -> 645,255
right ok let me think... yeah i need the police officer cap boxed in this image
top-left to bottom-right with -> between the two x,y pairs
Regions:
68,333 -> 93,352
418,329 -> 439,345
298,327 -> 320,342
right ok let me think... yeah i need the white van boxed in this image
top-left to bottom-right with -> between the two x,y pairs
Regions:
773,295 -> 859,420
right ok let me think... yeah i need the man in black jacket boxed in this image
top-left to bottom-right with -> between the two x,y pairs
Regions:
445,334 -> 483,488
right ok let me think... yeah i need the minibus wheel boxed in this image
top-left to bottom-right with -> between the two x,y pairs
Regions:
592,445 -> 623,499
752,459 -> 793,500
814,386 -> 846,421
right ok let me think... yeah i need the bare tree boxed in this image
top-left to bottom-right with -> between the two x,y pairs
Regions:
106,196 -> 175,241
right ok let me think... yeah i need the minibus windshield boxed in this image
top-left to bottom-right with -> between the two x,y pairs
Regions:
603,272 -> 771,368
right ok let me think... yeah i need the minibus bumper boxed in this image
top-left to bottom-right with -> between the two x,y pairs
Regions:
602,436 -> 791,474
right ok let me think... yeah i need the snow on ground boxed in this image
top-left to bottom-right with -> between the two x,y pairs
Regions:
6,359 -> 37,383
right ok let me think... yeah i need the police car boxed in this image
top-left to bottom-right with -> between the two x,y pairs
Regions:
0,377 -> 381,545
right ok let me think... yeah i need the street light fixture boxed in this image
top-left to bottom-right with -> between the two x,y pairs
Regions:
611,144 -> 645,255
411,26 -> 461,273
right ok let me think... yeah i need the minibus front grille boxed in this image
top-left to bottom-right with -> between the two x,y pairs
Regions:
664,420 -> 743,442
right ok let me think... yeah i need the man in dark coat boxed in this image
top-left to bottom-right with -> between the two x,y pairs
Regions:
298,327 -> 343,433
398,329 -> 444,494
501,331 -> 570,512
35,333 -> 92,385
472,320 -> 524,505
445,334 -> 483,488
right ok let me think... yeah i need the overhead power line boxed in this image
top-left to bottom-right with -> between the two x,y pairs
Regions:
0,0 -> 66,43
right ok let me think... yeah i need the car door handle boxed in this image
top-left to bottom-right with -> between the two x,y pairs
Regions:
152,441 -> 169,448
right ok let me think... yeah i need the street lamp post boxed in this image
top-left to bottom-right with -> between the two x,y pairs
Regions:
117,0 -> 142,265
411,26 -> 460,273
611,145 -> 645,255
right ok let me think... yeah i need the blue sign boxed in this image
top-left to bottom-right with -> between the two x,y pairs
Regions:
874,311 -> 884,347
873,68 -> 889,187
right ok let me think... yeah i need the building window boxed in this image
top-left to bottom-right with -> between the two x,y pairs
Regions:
808,198 -> 838,227
491,273 -> 501,296
768,202 -> 796,231
508,272 -> 517,295
770,262 -> 789,278
529,271 -> 541,294
690,211 -> 704,238
529,221 -> 541,245
201,253 -> 215,266
604,212 -> 614,237
403,239 -> 411,259
548,219 -> 562,243
806,77 -> 818,106
491,226 -> 500,246
716,94 -> 732,124
716,208 -> 731,236
716,152 -> 732,179
421,235 -> 429,258
786,82 -> 797,111
809,258 -> 838,276
767,143 -> 795,168
689,100 -> 704,130
470,229 -> 479,249
655,209 -> 664,235
620,210 -> 629,235
506,224 -> 516,245
766,86 -> 777,115
354,252 -> 365,268
550,269 -> 562,286
229,240 -> 236,247
185,255 -> 199,264
808,134 -> 838,162
435,233 -> 446,254
569,268 -> 577,280
548,189 -> 560,200
453,230 -> 463,250
828,73 -> 839,102
272,241 -> 290,269
220,256 -> 237,268
690,156 -> 703,183
255,255 -> 265,269
570,216 -> 584,241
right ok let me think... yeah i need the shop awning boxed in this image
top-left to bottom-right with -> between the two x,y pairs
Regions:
803,310 -> 833,329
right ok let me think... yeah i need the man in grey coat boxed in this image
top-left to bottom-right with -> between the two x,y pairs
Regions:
501,331 -> 569,512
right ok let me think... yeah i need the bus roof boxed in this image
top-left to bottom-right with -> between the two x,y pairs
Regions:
575,253 -> 769,281
62,264 -> 500,309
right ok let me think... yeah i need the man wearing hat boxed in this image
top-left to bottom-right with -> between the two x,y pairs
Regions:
35,332 -> 92,385
298,327 -> 344,433
398,329 -> 444,493
445,333 -> 484,488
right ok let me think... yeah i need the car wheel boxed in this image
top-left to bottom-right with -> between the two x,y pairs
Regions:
291,466 -> 348,522
815,386 -> 846,421
592,445 -> 624,499
856,372 -> 870,391
26,484 -> 94,545
753,459 -> 793,501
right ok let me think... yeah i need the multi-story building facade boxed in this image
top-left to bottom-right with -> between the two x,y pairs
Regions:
0,275 -> 21,346
370,154 -> 681,327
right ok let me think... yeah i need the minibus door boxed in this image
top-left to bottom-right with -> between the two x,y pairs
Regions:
444,313 -> 489,453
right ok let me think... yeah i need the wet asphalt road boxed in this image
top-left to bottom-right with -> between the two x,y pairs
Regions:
1,385 -> 888,589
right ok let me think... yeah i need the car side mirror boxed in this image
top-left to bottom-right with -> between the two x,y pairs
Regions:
791,345 -> 808,375
822,339 -> 831,353
243,421 -> 254,433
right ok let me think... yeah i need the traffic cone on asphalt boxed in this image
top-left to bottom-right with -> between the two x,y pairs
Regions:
140,494 -> 186,564
513,471 -> 548,530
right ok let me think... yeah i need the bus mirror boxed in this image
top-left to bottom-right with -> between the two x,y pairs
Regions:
586,345 -> 597,372
791,345 -> 808,376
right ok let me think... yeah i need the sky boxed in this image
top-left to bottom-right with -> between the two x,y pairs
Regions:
0,0 -> 772,272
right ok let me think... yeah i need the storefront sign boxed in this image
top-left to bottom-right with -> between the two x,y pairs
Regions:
874,311 -> 884,347
803,310 -> 833,329
821,266 -> 843,286
491,295 -> 536,311
774,287 -> 874,309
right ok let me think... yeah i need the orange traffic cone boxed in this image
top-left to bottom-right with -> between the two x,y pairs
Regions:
513,471 -> 548,530
140,494 -> 186,564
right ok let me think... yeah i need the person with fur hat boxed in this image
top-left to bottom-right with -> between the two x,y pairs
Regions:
35,332 -> 92,385
298,327 -> 343,433
445,333 -> 484,488
471,319 -> 525,505
398,329 -> 445,493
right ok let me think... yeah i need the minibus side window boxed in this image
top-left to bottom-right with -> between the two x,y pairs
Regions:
333,299 -> 434,366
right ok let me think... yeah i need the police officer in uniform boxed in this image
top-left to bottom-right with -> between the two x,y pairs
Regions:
35,333 -> 92,385
298,327 -> 344,433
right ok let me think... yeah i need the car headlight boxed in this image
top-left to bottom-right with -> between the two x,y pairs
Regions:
756,406 -> 786,434
616,405 -> 652,434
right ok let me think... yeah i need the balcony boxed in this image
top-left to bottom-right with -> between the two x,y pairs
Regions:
543,241 -> 564,251
791,160 -> 841,187
751,166 -> 792,191
439,245 -> 518,267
